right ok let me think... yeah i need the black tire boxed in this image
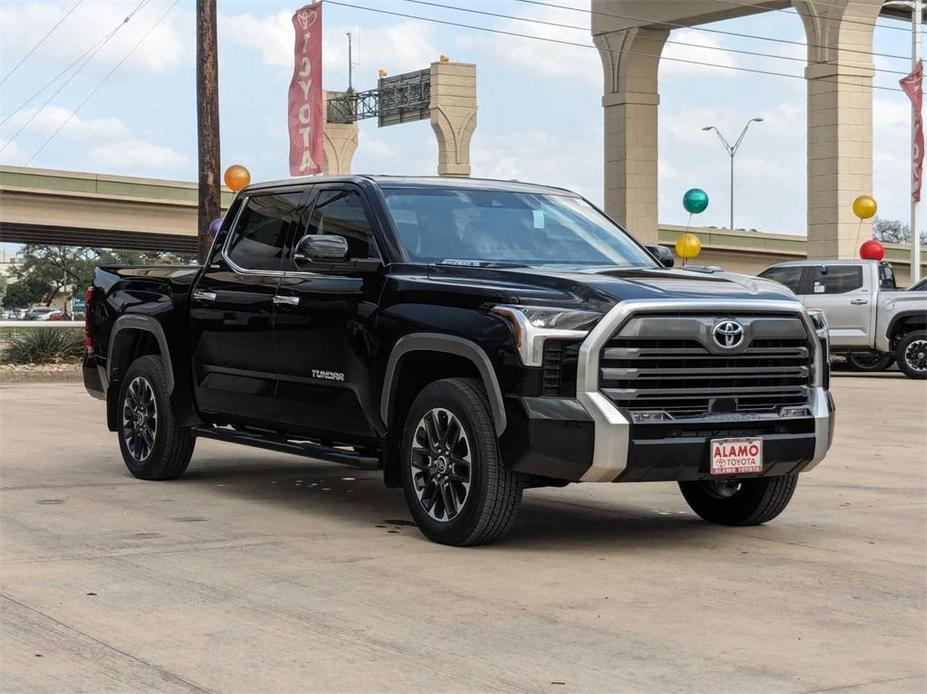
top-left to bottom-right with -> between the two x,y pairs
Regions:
400,377 -> 522,546
678,474 -> 798,526
117,355 -> 195,480
846,353 -> 894,372
895,331 -> 927,380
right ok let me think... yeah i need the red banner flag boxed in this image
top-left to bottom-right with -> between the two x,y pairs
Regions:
900,59 -> 924,203
288,2 -> 323,176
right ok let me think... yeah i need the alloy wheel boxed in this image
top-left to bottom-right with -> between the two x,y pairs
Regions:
410,407 -> 472,522
904,339 -> 927,374
704,480 -> 743,499
122,376 -> 158,462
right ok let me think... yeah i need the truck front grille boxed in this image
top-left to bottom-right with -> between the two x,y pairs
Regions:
598,314 -> 813,418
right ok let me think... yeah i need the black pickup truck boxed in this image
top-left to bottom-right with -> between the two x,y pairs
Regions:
83,175 -> 834,546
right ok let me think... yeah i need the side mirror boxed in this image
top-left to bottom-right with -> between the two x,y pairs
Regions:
295,234 -> 349,263
646,245 -> 674,268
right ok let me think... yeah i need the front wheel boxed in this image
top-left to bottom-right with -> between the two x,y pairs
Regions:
117,355 -> 195,480
895,331 -> 927,380
400,377 -> 523,546
679,475 -> 798,526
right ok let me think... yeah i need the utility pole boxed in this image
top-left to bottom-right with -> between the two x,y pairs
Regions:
196,0 -> 220,264
702,118 -> 763,230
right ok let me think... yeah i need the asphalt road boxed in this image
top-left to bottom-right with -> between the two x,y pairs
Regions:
1,375 -> 925,693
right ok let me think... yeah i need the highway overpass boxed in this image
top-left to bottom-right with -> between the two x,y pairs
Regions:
0,165 -> 924,283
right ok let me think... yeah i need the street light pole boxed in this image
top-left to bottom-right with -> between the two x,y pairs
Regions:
913,0 -> 922,284
702,118 -> 764,230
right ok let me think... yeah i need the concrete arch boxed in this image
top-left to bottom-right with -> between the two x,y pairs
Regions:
593,0 -> 885,257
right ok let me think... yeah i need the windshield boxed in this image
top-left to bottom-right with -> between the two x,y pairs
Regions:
382,188 -> 655,268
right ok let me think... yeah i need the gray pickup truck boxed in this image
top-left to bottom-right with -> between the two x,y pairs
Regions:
759,259 -> 927,379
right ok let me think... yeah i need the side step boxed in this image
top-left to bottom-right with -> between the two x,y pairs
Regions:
193,426 -> 382,470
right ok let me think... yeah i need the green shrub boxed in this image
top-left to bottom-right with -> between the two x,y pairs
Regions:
2,329 -> 84,365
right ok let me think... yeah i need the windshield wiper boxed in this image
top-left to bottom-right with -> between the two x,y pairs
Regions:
436,260 -> 532,269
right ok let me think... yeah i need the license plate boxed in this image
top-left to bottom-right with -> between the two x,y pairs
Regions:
710,437 -> 764,475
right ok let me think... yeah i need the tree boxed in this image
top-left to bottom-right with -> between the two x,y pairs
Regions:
1,245 -> 196,309
873,217 -> 927,244
0,273 -> 6,306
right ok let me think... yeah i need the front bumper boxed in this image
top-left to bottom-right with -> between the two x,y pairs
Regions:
501,389 -> 834,483
500,299 -> 836,484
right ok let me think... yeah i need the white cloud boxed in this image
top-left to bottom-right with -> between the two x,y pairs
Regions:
0,1 -> 191,78
88,137 -> 190,170
0,106 -> 130,141
661,30 -> 738,79
0,106 -> 189,176
457,2 -> 598,86
220,12 -> 440,87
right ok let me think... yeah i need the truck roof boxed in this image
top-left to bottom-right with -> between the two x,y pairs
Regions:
241,174 -> 579,197
766,258 -> 888,268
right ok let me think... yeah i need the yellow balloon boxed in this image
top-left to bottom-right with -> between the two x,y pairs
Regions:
675,233 -> 702,259
852,195 -> 877,220
224,164 -> 251,192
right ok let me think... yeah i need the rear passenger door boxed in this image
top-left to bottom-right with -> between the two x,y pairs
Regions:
190,188 -> 307,424
799,264 -> 872,347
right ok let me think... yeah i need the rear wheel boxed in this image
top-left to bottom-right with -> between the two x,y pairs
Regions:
895,331 -> 927,380
679,475 -> 798,526
846,353 -> 894,372
400,377 -> 522,546
117,355 -> 195,480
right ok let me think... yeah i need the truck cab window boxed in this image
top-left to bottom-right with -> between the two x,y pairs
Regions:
758,266 -> 803,293
226,192 -> 303,271
810,266 -> 863,294
304,189 -> 379,260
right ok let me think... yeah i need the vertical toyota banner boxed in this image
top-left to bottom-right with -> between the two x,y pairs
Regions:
900,60 -> 924,203
288,2 -> 323,176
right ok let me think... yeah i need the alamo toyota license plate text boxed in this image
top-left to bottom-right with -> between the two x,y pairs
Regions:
710,437 -> 764,475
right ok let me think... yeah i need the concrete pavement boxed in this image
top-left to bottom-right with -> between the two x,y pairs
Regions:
1,375 -> 925,693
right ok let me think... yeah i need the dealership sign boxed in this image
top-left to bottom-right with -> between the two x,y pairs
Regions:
288,2 -> 323,176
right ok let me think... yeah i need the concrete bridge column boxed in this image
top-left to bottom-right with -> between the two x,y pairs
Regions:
429,62 -> 477,177
593,26 -> 669,244
322,91 -> 358,175
796,0 -> 881,258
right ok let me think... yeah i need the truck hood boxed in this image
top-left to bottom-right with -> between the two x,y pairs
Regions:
421,264 -> 799,311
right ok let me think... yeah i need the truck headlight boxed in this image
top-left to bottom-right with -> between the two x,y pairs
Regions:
807,309 -> 828,334
490,305 -> 602,366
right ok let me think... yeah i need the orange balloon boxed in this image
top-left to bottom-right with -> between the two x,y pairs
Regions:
224,164 -> 251,192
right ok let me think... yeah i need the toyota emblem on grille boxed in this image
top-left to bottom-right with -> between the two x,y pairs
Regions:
712,320 -> 745,349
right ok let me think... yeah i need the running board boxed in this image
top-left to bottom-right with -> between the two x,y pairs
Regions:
193,427 -> 382,469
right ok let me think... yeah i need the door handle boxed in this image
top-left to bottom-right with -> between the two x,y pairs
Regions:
850,298 -> 868,305
192,289 -> 217,303
273,295 -> 300,306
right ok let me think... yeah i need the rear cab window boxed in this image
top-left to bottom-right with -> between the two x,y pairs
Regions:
808,265 -> 864,295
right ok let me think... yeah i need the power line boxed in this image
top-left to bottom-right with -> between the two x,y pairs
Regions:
509,0 -> 910,62
325,0 -> 901,92
399,0 -> 908,77
26,0 -> 182,165
715,0 -> 910,33
0,0 -> 149,130
0,0 -> 84,86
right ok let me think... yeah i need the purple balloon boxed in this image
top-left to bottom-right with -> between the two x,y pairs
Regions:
208,217 -> 223,239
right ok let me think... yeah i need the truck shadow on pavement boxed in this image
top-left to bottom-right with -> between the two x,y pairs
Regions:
176,455 -> 733,550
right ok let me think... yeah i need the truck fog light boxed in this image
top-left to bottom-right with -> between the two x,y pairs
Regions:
632,411 -> 667,423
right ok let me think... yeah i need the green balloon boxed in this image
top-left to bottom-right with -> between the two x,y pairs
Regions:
683,188 -> 709,214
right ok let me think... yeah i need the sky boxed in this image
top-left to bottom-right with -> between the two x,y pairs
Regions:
0,0 -> 915,243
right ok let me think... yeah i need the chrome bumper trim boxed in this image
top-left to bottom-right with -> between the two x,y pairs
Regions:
576,299 -> 830,483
